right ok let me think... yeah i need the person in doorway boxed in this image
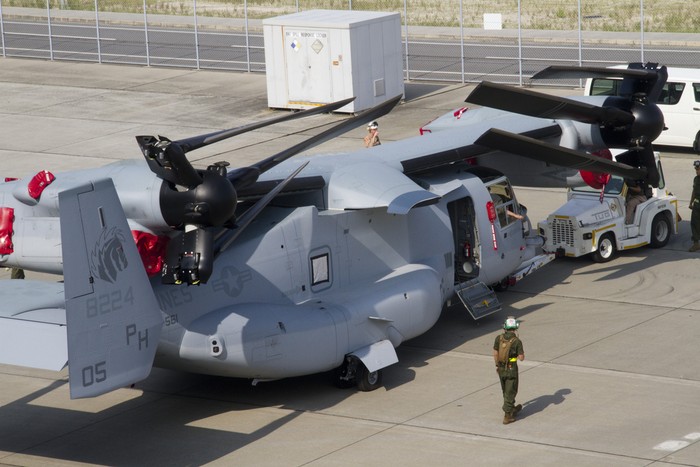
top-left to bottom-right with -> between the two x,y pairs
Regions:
363,121 -> 381,148
493,316 -> 525,424
689,160 -> 700,252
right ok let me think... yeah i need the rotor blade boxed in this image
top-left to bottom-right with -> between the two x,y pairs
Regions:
474,128 -> 647,180
215,161 -> 309,256
615,145 -> 660,187
228,94 -> 402,190
532,65 -> 660,81
174,97 -> 355,153
465,82 -> 634,126
533,63 -> 668,101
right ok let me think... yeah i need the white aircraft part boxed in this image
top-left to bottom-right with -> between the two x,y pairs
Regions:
0,316 -> 67,370
327,162 -> 438,213
60,179 -> 163,399
350,339 -> 398,373
0,280 -> 67,370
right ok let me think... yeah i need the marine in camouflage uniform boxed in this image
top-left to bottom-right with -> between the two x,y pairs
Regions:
690,161 -> 700,252
493,316 -> 525,424
10,268 -> 24,279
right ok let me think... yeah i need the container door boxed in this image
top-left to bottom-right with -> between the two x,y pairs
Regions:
284,28 -> 332,104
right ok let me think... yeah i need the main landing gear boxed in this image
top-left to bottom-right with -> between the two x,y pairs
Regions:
333,355 -> 383,392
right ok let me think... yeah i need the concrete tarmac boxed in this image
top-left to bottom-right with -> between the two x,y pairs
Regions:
1,57 -> 700,466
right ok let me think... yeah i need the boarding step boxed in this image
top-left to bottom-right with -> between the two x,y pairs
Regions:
455,279 -> 501,320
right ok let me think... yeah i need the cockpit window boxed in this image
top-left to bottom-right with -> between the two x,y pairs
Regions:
486,179 -> 521,227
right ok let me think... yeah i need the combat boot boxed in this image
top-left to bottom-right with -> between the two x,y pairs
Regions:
513,404 -> 522,416
502,411 -> 516,424
690,242 -> 700,252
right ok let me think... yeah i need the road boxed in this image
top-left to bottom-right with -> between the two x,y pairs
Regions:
0,57 -> 699,466
3,16 -> 700,81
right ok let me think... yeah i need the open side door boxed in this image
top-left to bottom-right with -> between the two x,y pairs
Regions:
455,279 -> 501,320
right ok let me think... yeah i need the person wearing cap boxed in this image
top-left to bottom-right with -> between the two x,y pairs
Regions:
493,316 -> 525,424
363,121 -> 381,148
689,160 -> 700,252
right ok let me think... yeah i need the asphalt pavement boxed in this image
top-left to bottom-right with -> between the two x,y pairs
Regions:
1,57 -> 700,466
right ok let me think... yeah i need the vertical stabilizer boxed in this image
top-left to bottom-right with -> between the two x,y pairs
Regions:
59,179 -> 163,398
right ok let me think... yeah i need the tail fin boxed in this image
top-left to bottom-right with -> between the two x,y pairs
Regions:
59,179 -> 162,398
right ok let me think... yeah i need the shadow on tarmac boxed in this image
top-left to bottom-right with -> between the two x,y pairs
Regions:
520,388 -> 572,419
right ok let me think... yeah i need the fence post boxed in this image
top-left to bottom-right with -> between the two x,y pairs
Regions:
577,0 -> 582,67
46,0 -> 54,60
0,0 -> 5,58
517,0 -> 522,85
578,0 -> 583,87
245,0 -> 250,72
143,0 -> 150,66
94,0 -> 102,63
193,0 -> 200,69
459,0 -> 464,84
640,0 -> 645,62
403,0 -> 409,81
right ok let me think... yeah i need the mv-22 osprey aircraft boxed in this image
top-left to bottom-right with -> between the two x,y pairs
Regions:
0,63 -> 667,398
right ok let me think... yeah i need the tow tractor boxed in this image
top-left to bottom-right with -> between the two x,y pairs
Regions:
538,159 -> 678,262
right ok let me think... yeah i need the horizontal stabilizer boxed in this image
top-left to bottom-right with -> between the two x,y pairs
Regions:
0,280 -> 67,370
59,179 -> 163,398
0,315 -> 67,370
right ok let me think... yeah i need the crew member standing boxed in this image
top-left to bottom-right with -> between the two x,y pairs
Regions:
493,316 -> 525,424
10,268 -> 25,279
689,160 -> 700,252
363,121 -> 381,148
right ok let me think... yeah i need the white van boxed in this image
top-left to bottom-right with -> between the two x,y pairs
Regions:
584,66 -> 700,152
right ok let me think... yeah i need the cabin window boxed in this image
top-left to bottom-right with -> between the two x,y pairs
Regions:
310,248 -> 332,292
591,77 -> 685,106
486,179 -> 521,227
659,82 -> 684,105
589,78 -> 621,96
311,254 -> 329,284
693,83 -> 700,103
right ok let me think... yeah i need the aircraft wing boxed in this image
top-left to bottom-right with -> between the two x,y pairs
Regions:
0,280 -> 67,371
327,161 -> 440,213
248,121 -> 563,198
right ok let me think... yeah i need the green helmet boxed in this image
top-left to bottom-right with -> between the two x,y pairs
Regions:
503,316 -> 519,330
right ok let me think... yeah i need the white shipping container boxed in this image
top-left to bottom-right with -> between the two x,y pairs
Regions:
263,10 -> 404,113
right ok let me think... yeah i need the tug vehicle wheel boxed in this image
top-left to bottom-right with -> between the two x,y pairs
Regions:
592,233 -> 616,263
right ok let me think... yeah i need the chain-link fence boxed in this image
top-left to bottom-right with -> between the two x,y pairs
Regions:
1,0 -> 699,84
